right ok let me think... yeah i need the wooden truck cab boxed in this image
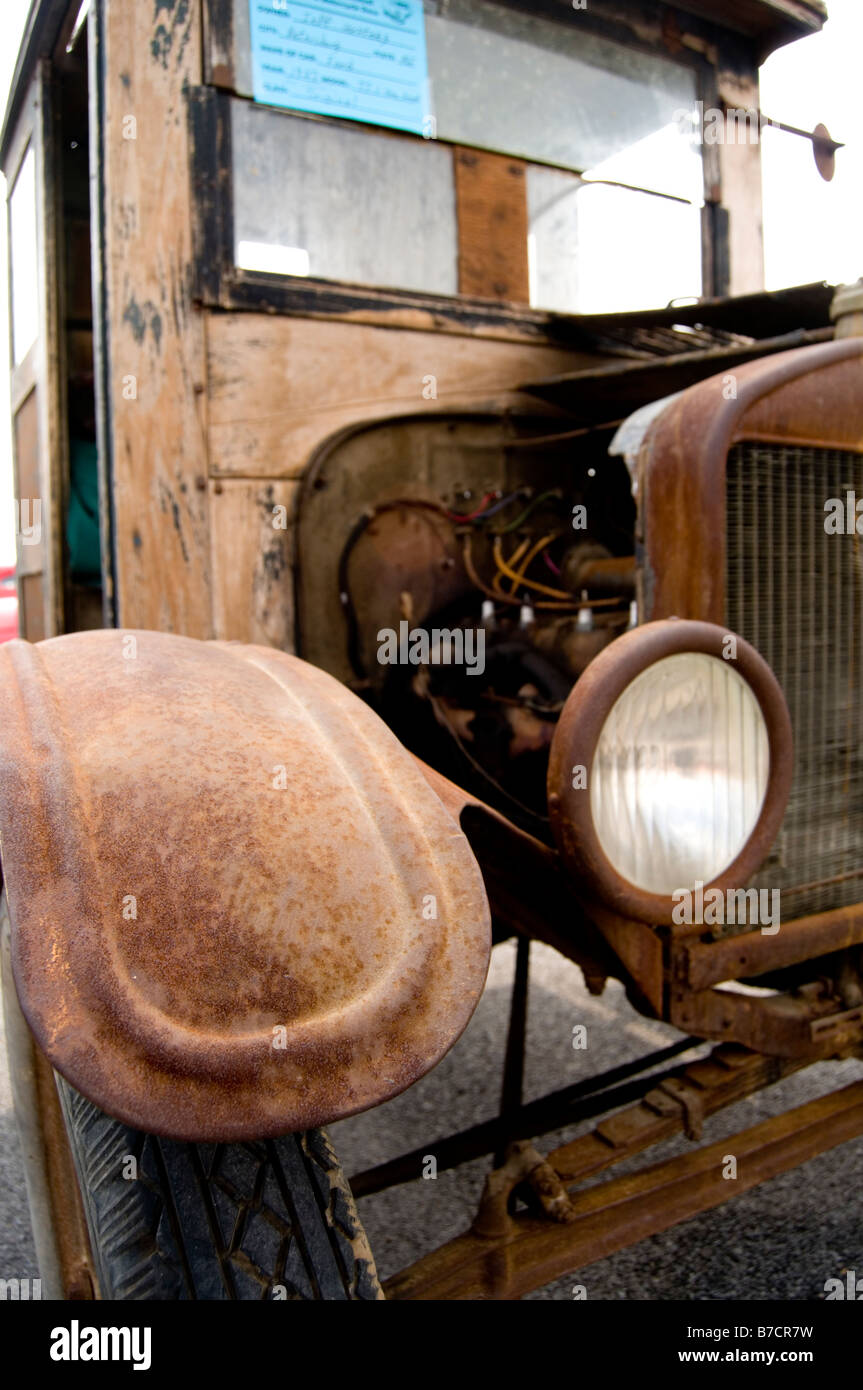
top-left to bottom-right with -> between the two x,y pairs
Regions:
2,0 -> 828,649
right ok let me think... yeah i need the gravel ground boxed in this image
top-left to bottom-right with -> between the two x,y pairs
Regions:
2,939 -> 862,1300
0,994 -> 41,1284
330,941 -> 863,1301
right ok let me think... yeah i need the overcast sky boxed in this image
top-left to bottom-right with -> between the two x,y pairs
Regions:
0,0 -> 861,568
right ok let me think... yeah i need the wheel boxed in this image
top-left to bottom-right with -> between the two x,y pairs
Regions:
55,1078 -> 382,1301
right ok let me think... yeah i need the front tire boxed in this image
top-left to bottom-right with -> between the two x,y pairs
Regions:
55,1079 -> 382,1301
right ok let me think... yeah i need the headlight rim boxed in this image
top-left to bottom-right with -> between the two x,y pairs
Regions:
548,618 -> 793,925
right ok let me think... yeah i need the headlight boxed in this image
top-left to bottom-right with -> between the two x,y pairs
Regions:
591,652 -> 768,894
548,620 -> 792,921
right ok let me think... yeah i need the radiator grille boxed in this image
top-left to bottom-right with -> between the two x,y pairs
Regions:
726,443 -> 863,921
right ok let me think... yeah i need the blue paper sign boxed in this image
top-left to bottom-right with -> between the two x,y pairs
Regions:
249,0 -> 431,136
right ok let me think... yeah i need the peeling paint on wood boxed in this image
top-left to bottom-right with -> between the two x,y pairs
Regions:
151,0 -> 192,70
210,479 -> 297,649
103,0 -> 211,634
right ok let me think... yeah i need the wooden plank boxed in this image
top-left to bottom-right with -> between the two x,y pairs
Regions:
206,313 -> 595,479
100,0 -> 212,636
203,0 -> 235,89
669,0 -> 825,47
718,74 -> 765,295
209,479 -> 297,649
454,147 -> 530,303
36,60 -> 68,641
203,0 -> 254,94
20,574 -> 46,642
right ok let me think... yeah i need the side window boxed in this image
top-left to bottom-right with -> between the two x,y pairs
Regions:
231,102 -> 458,296
9,144 -> 39,365
4,65 -> 75,642
527,169 -> 704,315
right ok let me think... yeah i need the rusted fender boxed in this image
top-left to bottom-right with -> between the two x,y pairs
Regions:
0,631 -> 490,1141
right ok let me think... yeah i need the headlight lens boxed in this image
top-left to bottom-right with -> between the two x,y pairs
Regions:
590,652 -> 769,895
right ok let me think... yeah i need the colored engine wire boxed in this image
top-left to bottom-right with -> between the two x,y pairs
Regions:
497,490 -> 562,534
492,535 -> 578,602
446,490 -> 525,523
504,530 -> 564,596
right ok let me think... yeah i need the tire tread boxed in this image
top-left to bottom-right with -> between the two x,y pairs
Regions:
55,1078 -> 381,1301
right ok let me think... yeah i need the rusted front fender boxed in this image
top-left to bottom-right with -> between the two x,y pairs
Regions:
0,631 -> 490,1141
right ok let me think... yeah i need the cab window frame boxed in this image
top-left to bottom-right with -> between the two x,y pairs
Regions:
195,0 -> 726,335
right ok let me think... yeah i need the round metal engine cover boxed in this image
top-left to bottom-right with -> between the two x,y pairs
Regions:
0,631 -> 491,1140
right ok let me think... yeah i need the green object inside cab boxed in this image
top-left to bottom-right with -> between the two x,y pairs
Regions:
66,438 -> 101,584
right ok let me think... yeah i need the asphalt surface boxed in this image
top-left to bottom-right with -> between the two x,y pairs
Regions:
2,939 -> 862,1300
0,994 -> 42,1284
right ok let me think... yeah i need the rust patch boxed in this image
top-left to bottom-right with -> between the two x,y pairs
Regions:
0,633 -> 491,1141
151,0 -> 192,70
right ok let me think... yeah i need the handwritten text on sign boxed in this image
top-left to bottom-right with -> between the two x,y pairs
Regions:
249,0 -> 431,135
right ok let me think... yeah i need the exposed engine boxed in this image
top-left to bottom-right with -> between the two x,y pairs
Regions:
334,459 -> 636,837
